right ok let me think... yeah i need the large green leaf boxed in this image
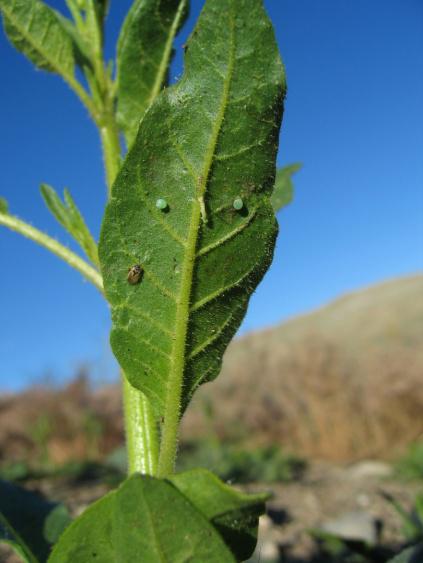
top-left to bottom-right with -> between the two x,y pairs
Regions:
99,0 -> 285,420
116,0 -> 189,147
171,469 -> 268,561
271,163 -> 302,213
49,474 -> 235,562
0,480 -> 70,563
0,0 -> 75,77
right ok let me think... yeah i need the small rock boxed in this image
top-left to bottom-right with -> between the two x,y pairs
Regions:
321,510 -> 379,544
258,540 -> 279,561
347,461 -> 393,480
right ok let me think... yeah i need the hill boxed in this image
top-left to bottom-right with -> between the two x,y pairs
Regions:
182,275 -> 423,460
1,275 -> 422,466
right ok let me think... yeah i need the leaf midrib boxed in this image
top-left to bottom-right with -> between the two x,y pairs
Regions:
157,7 -> 236,476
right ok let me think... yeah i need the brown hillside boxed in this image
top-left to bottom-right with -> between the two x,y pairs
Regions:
182,275 -> 423,461
0,275 -> 422,466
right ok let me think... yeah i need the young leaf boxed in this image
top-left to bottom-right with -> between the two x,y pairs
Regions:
49,474 -> 235,562
0,197 -> 9,215
41,184 -> 99,267
99,0 -> 285,440
271,162 -> 302,213
0,0 -> 75,76
170,468 -> 268,561
116,0 -> 189,147
0,479 -> 68,563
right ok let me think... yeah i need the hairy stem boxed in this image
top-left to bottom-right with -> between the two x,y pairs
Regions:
0,212 -> 103,292
122,375 -> 159,475
100,111 -> 122,195
98,66 -> 159,476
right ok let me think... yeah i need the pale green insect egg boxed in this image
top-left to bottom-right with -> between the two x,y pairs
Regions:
233,197 -> 244,210
156,198 -> 168,210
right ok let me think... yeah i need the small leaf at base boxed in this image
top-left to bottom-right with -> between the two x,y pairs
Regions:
49,474 -> 235,562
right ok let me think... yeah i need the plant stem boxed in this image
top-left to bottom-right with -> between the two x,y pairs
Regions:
0,212 -> 103,292
122,375 -> 159,475
100,111 -> 121,196
97,60 -> 159,476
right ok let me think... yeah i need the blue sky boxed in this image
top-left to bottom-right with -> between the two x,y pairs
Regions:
1,0 -> 422,390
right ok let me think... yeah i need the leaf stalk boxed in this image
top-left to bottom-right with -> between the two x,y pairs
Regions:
0,212 -> 103,292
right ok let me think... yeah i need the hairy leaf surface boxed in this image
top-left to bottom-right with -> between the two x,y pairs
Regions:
49,474 -> 234,562
271,163 -> 302,213
0,0 -> 75,77
171,469 -> 268,560
100,0 -> 285,418
116,0 -> 189,147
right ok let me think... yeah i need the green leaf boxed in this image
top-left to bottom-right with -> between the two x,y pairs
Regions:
171,468 -> 268,560
0,479 -> 69,563
99,0 -> 285,429
43,505 -> 72,545
49,474 -> 235,562
387,544 -> 423,563
0,0 -> 75,77
41,184 -> 99,267
116,0 -> 189,147
0,197 -> 9,214
271,163 -> 301,213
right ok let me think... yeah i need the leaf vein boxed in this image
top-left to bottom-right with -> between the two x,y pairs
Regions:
197,207 -> 258,257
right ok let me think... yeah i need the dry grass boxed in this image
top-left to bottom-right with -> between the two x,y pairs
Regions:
0,371 -> 123,467
1,275 -> 422,466
182,334 -> 423,461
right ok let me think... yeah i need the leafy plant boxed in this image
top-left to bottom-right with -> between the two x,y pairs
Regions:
382,491 -> 423,544
0,0 -> 294,560
178,441 -> 306,484
396,442 -> 423,481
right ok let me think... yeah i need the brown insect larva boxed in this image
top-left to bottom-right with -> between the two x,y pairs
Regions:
127,264 -> 143,285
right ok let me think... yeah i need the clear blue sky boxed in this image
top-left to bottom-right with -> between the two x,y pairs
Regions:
1,0 -> 422,390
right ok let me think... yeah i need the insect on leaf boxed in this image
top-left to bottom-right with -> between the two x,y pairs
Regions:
116,0 -> 189,148
0,0 -> 76,78
271,162 -> 302,213
99,0 -> 286,419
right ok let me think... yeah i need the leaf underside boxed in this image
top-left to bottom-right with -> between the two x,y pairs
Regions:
99,0 -> 285,418
49,474 -> 235,563
0,0 -> 75,77
117,0 -> 189,147
171,468 -> 268,561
